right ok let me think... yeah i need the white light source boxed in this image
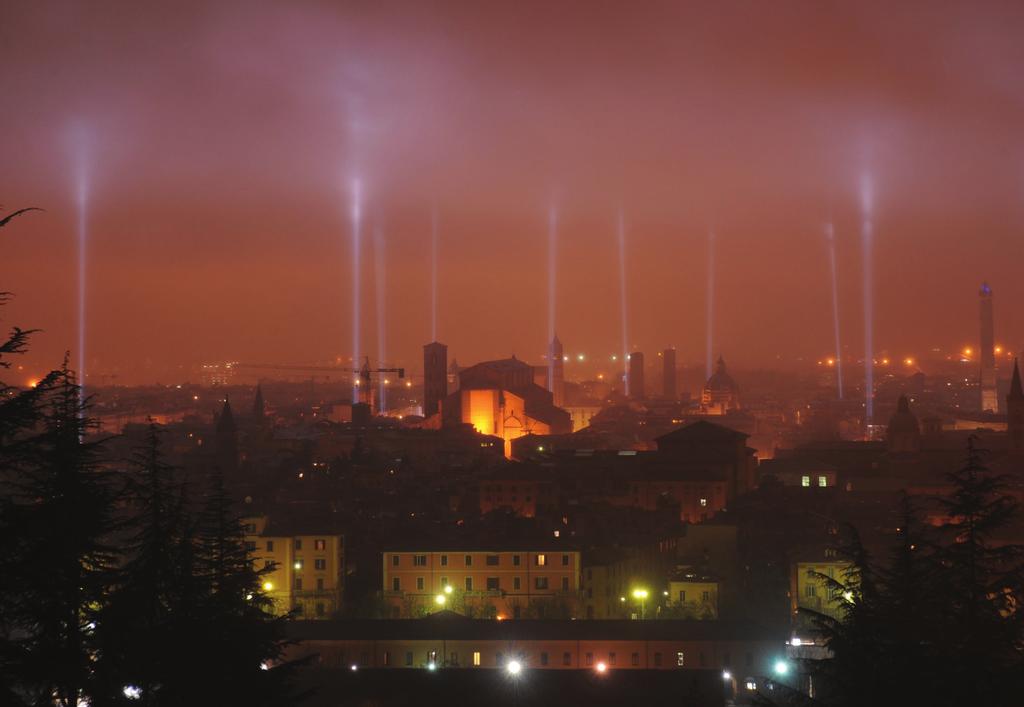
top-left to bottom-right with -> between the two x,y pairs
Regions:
427,662 -> 437,671
506,660 -> 522,676
722,671 -> 732,681
790,637 -> 802,647
774,660 -> 789,676
122,685 -> 142,700
350,664 -> 358,671
595,661 -> 607,673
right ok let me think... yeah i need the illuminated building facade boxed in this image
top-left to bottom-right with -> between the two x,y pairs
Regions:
382,549 -> 581,619
791,560 -> 853,623
243,515 -> 345,619
979,282 -> 998,412
700,356 -> 740,415
441,356 -> 571,458
629,351 -> 645,400
423,341 -> 448,419
667,575 -> 719,620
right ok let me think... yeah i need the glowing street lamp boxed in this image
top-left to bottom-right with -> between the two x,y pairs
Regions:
506,660 -> 522,676
595,661 -> 608,674
632,588 -> 649,619
434,594 -> 447,607
774,660 -> 790,676
262,581 -> 274,592
443,584 -> 453,594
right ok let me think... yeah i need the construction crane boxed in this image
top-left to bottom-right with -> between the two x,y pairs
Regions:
233,358 -> 405,412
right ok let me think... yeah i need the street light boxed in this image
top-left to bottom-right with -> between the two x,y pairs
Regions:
444,585 -> 453,594
774,660 -> 790,676
632,588 -> 649,619
722,671 -> 732,681
506,660 -> 522,676
595,661 -> 608,674
434,594 -> 447,607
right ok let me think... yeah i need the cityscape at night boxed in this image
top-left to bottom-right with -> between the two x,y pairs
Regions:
2,2 -> 1023,706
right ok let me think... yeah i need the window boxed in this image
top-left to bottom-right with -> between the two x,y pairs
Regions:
486,555 -> 499,566
465,555 -> 473,566
653,652 -> 662,667
806,584 -> 817,597
609,652 -> 616,666
315,602 -> 324,616
383,651 -> 390,666
699,498 -> 708,507
561,577 -> 569,591
818,475 -> 828,488
245,541 -> 257,552
679,590 -> 686,602
413,555 -> 427,567
486,577 -> 499,591
535,577 -> 549,590
441,555 -> 448,566
294,539 -> 302,550
465,577 -> 473,591
631,652 -> 640,666
585,652 -> 593,666
513,555 -> 521,566
540,652 -> 549,666
416,577 -> 425,591
405,652 -> 413,667
677,652 -> 685,667
315,539 -> 326,551
315,559 -> 326,570
263,560 -> 273,569
562,652 -> 571,666
513,577 -> 521,591
294,578 -> 302,590
801,475 -> 810,487
392,577 -> 400,591
473,651 -> 481,667
702,590 -> 710,601
391,555 -> 399,566
317,578 -> 324,591
266,540 -> 274,551
561,554 -> 569,566
535,554 -> 547,566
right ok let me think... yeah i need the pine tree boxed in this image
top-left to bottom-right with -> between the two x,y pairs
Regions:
4,364 -> 120,706
189,468 -> 297,706
932,437 -> 1024,706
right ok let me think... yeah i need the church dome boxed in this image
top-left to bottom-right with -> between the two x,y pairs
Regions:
705,357 -> 738,392
887,395 -> 921,453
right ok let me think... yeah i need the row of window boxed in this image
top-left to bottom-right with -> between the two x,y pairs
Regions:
262,559 -> 328,571
401,553 -> 570,568
392,576 -> 570,592
363,649 -> 753,668
246,539 -> 329,552
294,578 -> 328,591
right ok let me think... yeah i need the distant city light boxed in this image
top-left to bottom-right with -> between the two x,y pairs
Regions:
577,354 -> 585,361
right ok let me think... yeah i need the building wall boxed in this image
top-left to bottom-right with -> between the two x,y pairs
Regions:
244,516 -> 345,619
383,550 -> 581,619
287,636 -> 777,675
667,580 -> 719,619
791,560 -> 852,623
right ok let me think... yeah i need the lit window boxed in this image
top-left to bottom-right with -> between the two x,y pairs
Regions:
699,498 -> 708,507
818,475 -> 828,487
536,554 -> 547,567
677,652 -> 685,667
473,651 -> 481,667
315,539 -> 326,551
801,476 -> 810,487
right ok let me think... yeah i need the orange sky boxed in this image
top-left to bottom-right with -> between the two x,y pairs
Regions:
2,1 -> 1023,385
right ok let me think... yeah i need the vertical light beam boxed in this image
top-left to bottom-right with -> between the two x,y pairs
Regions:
706,229 -> 716,380
75,151 -> 89,399
349,178 -> 362,402
617,210 -> 630,396
431,206 -> 439,343
373,220 -> 387,413
547,202 -> 558,390
826,222 -> 844,399
860,173 -> 874,431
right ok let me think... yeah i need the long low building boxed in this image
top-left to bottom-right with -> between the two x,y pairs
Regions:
283,615 -> 786,681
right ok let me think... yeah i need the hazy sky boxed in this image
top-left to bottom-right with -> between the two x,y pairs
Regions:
2,0 -> 1023,385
